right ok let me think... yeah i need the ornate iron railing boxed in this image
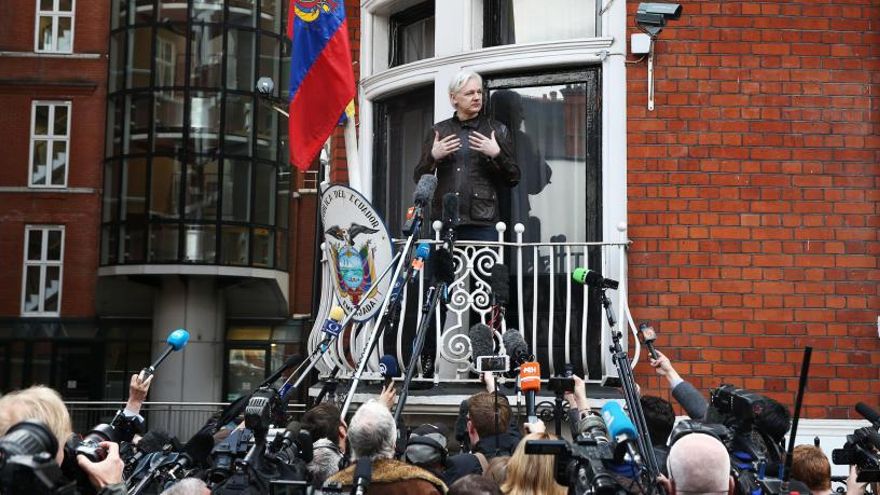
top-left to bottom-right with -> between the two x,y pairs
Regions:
308,222 -> 640,386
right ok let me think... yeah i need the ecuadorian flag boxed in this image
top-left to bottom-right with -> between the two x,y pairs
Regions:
287,0 -> 356,171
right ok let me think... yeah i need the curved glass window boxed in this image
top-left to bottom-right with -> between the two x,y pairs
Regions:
102,0 -> 290,270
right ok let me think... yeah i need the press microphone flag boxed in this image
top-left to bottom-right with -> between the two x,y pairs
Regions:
520,360 -> 541,424
322,305 -> 346,338
143,329 -> 189,378
602,401 -> 642,463
378,355 -> 400,388
411,242 -> 431,273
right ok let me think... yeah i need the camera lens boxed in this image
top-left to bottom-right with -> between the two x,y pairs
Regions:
0,421 -> 57,458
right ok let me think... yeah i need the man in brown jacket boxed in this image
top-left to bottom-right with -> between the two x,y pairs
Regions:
324,400 -> 447,494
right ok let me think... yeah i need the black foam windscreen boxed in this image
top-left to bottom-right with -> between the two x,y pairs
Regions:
468,323 -> 494,361
490,263 -> 510,305
442,192 -> 459,226
856,402 -> 880,427
414,174 -> 438,206
502,329 -> 530,365
137,429 -> 175,454
183,432 -> 215,466
429,246 -> 455,286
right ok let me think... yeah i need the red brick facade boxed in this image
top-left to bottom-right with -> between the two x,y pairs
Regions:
625,1 -> 879,419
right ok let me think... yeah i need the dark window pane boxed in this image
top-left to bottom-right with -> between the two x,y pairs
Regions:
150,156 -> 182,219
189,92 -> 221,155
101,225 -> 119,265
124,94 -> 152,155
253,163 -> 276,225
27,230 -> 42,261
154,90 -> 185,154
224,94 -> 253,157
220,225 -> 249,265
46,230 -> 62,261
122,158 -> 147,220
185,158 -> 219,220
226,348 -> 266,401
229,0 -> 257,27
275,229 -> 288,270
252,227 -> 273,267
255,101 -> 277,160
156,24 -> 187,87
34,105 -> 49,135
227,29 -> 255,91
486,0 -> 597,47
103,162 -> 119,222
183,224 -> 216,262
190,24 -> 223,87
128,27 -> 153,88
389,2 -> 434,67
23,267 -> 41,312
276,170 -> 289,228
43,266 -> 60,312
260,0 -> 282,33
53,105 -> 68,136
109,31 -> 125,93
192,0 -> 223,23
121,225 -> 146,263
222,159 -> 251,222
158,0 -> 187,23
149,224 -> 179,261
258,35 -> 280,98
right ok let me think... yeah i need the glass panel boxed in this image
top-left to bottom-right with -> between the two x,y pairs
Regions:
121,158 -> 148,220
120,94 -> 152,156
489,83 -> 586,243
23,267 -> 42,312
150,156 -> 182,219
252,227 -> 272,267
111,0 -> 128,29
101,225 -> 119,265
149,224 -> 179,261
183,224 -> 216,262
253,163 -> 275,225
190,24 -> 223,87
489,0 -> 596,46
192,0 -> 223,23
51,141 -> 67,185
135,0 -> 154,24
258,35 -> 280,97
189,91 -> 221,156
43,266 -> 60,312
255,101 -> 277,160
184,158 -> 219,220
220,225 -> 249,265
46,230 -> 62,261
398,17 -> 434,65
276,170 -> 289,228
27,230 -> 43,261
121,225 -> 146,262
34,105 -> 49,135
31,140 -> 48,185
226,348 -> 266,401
37,16 -> 53,51
227,30 -> 255,91
58,0 -> 73,12
157,0 -> 187,23
156,24 -> 187,87
154,90 -> 185,154
279,116 -> 288,166
229,0 -> 256,26
260,0 -> 282,33
103,162 -> 118,222
53,105 -> 68,136
108,32 -> 125,93
275,229 -> 287,270
40,0 -> 53,10
224,94 -> 253,157
222,159 -> 251,222
57,16 -> 72,52
128,27 -> 153,88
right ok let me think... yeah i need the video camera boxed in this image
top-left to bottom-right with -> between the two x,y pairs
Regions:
0,420 -> 76,494
832,426 -> 880,482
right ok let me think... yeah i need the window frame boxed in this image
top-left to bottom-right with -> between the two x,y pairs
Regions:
29,100 -> 72,188
21,225 -> 65,317
34,0 -> 76,54
388,1 -> 435,68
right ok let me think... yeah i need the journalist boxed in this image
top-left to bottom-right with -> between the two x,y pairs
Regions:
661,432 -> 734,495
649,350 -> 709,420
499,431 -> 566,495
791,444 -> 832,495
158,477 -> 211,494
449,474 -> 502,495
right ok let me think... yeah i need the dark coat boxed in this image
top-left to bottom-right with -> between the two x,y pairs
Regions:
414,113 -> 520,227
324,458 -> 447,495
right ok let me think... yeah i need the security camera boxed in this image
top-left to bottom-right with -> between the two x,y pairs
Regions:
256,76 -> 275,95
636,2 -> 682,36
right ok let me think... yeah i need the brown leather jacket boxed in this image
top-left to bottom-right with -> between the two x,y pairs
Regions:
324,458 -> 447,494
414,113 -> 520,227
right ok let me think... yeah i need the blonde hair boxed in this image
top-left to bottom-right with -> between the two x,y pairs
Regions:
500,432 -> 566,495
0,385 -> 73,448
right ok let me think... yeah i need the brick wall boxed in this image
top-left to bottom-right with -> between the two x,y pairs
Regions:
627,1 -> 879,419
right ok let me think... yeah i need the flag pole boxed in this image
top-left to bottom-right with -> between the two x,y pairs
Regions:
343,107 -> 362,192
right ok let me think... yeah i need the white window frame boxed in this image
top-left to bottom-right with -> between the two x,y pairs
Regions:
29,100 -> 72,188
21,225 -> 65,317
34,0 -> 76,53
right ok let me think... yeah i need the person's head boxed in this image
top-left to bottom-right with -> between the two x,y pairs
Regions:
665,433 -> 733,495
500,432 -> 566,495
755,397 -> 791,444
302,402 -> 347,452
450,473 -> 502,495
0,385 -> 73,464
308,438 -> 344,488
449,70 -> 484,120
404,423 -> 449,472
489,89 -> 523,129
484,455 -> 509,486
467,392 -> 511,445
347,400 -> 396,461
791,444 -> 831,494
642,395 -> 675,447
159,477 -> 211,495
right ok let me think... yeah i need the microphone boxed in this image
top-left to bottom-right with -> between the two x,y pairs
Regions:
440,192 -> 459,251
855,402 -> 880,429
429,245 -> 456,287
602,401 -> 641,463
404,175 -> 438,235
572,267 -> 619,290
638,323 -> 659,360
166,432 -> 214,478
378,354 -> 400,389
520,361 -> 541,424
143,329 -> 190,379
317,306 -> 346,351
410,242 -> 431,275
490,263 -> 510,306
502,328 -> 532,367
468,323 -> 495,363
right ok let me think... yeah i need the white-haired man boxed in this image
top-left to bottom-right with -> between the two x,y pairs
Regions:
661,433 -> 734,495
325,400 -> 446,494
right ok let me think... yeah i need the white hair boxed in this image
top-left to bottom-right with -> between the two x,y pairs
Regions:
347,400 -> 397,461
448,70 -> 483,95
668,433 -> 731,495
159,477 -> 209,495
309,438 -> 343,487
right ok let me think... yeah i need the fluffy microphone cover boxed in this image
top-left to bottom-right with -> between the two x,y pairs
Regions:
502,329 -> 530,364
414,175 -> 438,204
429,247 -> 455,285
467,323 -> 494,360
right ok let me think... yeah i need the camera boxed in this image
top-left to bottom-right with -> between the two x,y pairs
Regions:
0,421 -> 76,494
832,426 -> 880,482
636,2 -> 682,36
475,355 -> 509,373
526,435 -> 623,495
74,423 -> 117,463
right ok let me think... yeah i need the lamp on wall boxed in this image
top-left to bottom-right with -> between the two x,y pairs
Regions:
632,3 -> 682,111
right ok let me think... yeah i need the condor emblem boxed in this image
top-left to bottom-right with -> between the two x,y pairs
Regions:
294,0 -> 337,22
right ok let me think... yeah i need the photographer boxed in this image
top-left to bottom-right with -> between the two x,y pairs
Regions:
0,385 -> 126,494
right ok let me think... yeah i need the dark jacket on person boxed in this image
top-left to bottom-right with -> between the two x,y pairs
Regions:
671,380 -> 709,420
414,112 -> 520,227
324,458 -> 447,495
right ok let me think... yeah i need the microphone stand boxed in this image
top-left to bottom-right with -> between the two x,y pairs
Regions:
602,288 -> 664,495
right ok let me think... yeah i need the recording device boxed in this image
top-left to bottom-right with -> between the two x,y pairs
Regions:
404,175 -> 438,235
73,423 -> 117,463
0,421 -> 76,495
502,328 -> 531,367
378,354 -> 400,388
490,263 -> 509,306
128,433 -> 214,495
572,267 -> 619,290
468,322 -> 496,367
142,328 -> 190,380
832,404 -> 880,483
636,2 -> 682,36
321,306 -> 345,338
476,355 -> 510,373
520,361 -> 541,424
856,402 -> 880,429
638,322 -> 659,360
549,363 -> 575,395
602,401 -> 643,464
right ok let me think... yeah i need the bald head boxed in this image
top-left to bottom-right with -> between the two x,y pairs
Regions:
668,433 -> 731,495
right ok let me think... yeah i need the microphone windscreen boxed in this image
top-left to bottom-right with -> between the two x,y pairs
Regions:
429,247 -> 455,285
490,264 -> 510,305
602,402 -> 638,440
468,323 -> 494,360
414,175 -> 438,205
183,432 -> 215,466
166,329 -> 190,351
856,402 -> 880,425
329,305 -> 345,322
442,193 -> 459,226
415,242 -> 431,260
379,354 -> 400,378
502,329 -> 529,363
137,429 -> 175,454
